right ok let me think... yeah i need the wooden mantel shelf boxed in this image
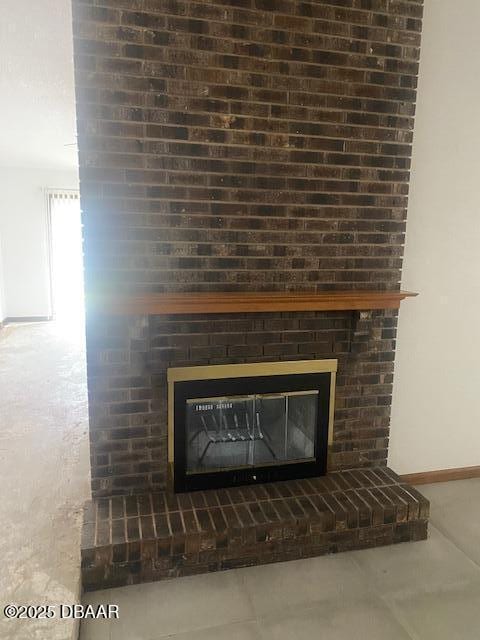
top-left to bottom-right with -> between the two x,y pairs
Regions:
95,290 -> 418,316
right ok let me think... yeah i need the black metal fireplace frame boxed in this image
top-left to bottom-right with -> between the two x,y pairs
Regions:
173,372 -> 332,492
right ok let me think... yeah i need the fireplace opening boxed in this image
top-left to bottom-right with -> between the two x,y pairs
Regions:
168,360 -> 337,492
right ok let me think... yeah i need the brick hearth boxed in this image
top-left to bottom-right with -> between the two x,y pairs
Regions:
82,467 -> 428,591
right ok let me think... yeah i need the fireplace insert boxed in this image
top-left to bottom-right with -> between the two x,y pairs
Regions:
167,360 -> 337,492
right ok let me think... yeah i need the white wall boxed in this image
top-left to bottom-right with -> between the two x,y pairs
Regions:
389,0 -> 480,474
0,0 -> 78,321
0,1 -> 78,171
0,234 -> 5,322
0,168 -> 78,318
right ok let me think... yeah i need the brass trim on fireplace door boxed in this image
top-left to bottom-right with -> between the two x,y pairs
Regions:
167,359 -> 337,470
168,359 -> 337,383
328,371 -> 336,446
168,378 -> 175,469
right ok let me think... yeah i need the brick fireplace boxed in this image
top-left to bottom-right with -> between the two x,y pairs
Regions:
72,0 -> 428,590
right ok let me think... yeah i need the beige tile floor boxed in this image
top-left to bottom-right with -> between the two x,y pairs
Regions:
81,478 -> 480,640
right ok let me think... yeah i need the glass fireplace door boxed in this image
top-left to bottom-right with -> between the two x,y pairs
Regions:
185,390 -> 318,475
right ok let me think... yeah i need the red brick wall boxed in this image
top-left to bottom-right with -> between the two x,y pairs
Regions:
72,0 -> 423,496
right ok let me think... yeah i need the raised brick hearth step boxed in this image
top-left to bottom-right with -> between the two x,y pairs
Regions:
81,467 -> 429,592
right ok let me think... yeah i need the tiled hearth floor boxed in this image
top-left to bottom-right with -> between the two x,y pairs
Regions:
81,478 -> 480,640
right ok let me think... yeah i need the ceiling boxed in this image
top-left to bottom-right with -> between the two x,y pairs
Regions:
0,0 -> 78,170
